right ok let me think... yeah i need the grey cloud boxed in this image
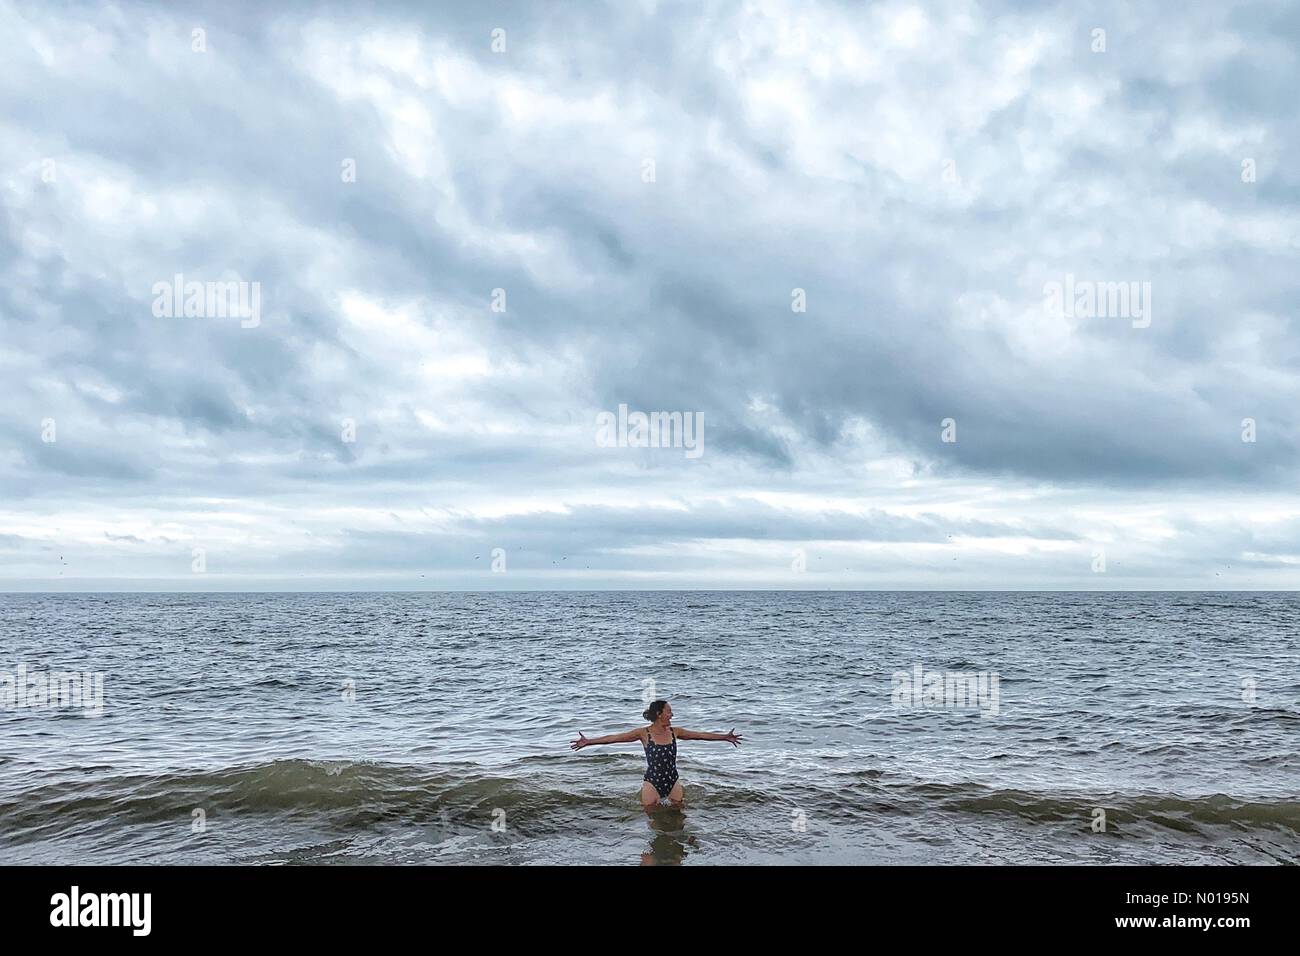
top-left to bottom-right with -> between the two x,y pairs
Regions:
1,0 -> 1298,588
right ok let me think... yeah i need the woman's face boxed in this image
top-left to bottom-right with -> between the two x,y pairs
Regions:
660,704 -> 673,725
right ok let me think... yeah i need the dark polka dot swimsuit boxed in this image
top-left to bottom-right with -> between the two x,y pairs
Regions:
643,726 -> 679,799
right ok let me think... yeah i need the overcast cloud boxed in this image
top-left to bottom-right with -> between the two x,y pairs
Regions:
2,0 -> 1298,589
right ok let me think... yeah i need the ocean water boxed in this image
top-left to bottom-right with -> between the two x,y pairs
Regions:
1,591 -> 1297,866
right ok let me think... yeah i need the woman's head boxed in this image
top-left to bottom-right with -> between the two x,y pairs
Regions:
643,700 -> 672,724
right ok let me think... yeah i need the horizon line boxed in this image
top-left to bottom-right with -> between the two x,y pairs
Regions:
1,587 -> 1296,595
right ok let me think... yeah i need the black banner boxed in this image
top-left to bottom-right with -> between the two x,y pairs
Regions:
0,865 -> 1284,942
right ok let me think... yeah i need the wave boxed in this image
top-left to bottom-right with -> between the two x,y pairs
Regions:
903,782 -> 1300,832
1,759 -> 1296,844
0,759 -> 641,843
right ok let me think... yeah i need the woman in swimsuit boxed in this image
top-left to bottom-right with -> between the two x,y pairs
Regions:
569,700 -> 742,810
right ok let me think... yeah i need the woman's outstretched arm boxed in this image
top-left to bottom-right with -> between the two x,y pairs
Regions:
674,728 -> 743,746
570,728 -> 644,750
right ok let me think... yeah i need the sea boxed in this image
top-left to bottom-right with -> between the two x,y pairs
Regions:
1,591 -> 1296,865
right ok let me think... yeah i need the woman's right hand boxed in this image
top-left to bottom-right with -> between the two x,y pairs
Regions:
569,732 -> 590,751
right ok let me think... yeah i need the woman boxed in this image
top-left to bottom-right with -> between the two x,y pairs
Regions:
569,700 -> 742,810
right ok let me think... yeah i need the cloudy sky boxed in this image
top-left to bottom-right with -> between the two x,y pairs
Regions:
1,0 -> 1298,590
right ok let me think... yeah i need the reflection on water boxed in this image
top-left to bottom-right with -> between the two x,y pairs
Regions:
641,806 -> 693,865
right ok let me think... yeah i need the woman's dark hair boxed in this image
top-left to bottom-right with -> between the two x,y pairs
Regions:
643,699 -> 668,722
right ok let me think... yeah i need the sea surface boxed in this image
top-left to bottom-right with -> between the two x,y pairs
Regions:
1,591 -> 1297,865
